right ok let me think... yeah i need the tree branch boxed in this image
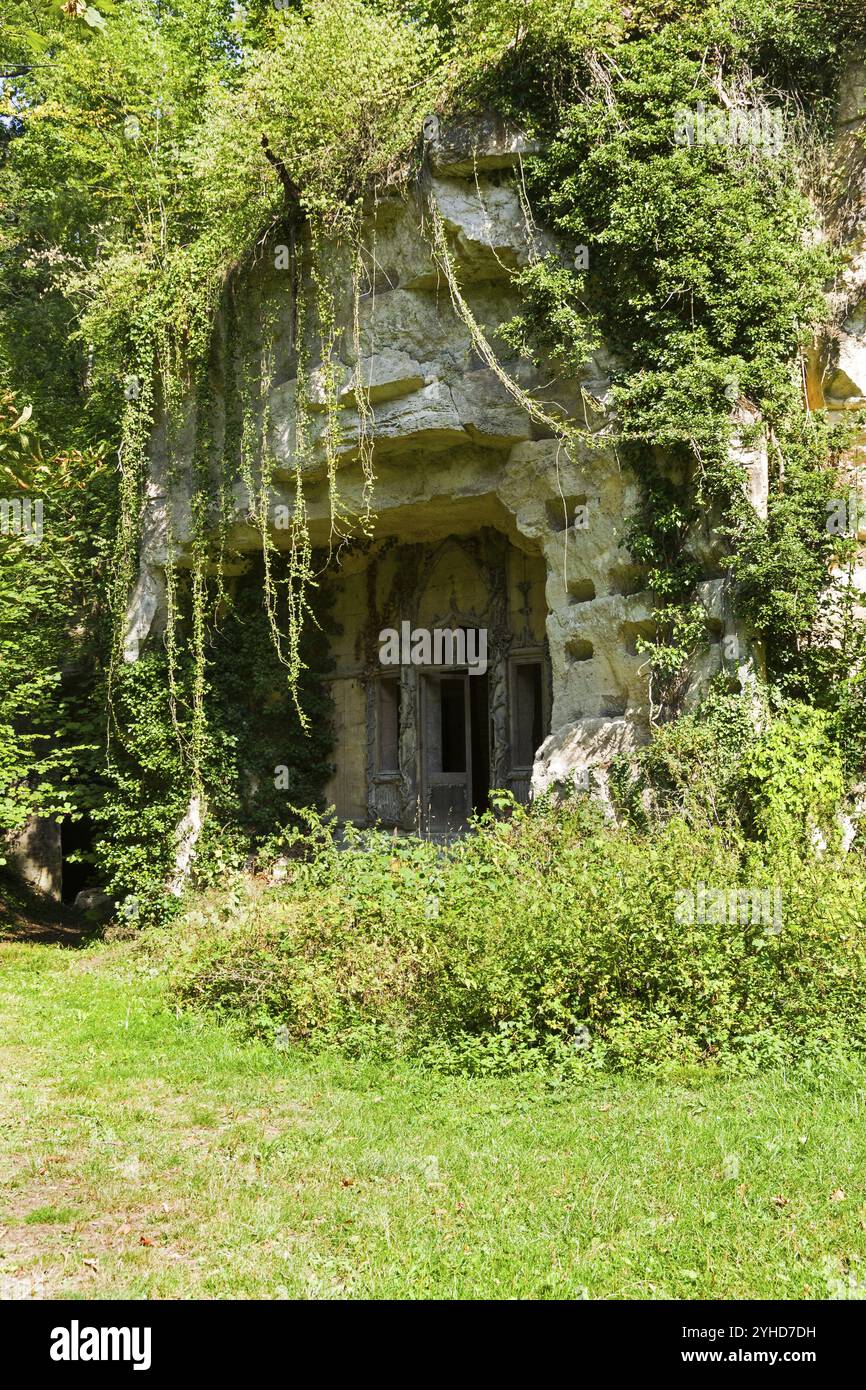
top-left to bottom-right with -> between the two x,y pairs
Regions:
260,133 -> 302,209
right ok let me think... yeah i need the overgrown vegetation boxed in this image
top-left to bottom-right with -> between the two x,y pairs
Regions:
502,3 -> 866,715
169,698 -> 866,1075
0,391 -> 112,854
1,0 -> 865,918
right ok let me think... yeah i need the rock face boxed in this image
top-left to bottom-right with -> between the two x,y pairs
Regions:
5,815 -> 62,899
73,888 -> 115,924
807,57 -> 866,634
423,111 -> 543,177
127,110 -> 819,834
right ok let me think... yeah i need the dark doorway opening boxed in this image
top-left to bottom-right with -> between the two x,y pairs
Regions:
60,815 -> 97,905
440,677 -> 467,774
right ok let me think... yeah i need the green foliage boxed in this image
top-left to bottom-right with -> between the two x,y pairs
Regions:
203,555 -> 336,844
495,1 -> 864,709
500,257 -> 601,374
728,414 -> 865,687
740,701 -> 846,848
0,390 -> 113,855
613,684 -> 849,849
835,665 -> 866,782
170,788 -> 866,1075
609,682 -> 764,835
89,652 -> 191,919
88,557 -> 335,919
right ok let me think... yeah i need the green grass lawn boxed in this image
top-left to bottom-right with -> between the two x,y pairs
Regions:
2,935 -> 866,1300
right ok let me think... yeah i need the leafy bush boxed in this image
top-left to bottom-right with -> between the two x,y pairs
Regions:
168,794 -> 866,1076
609,682 -> 764,833
497,4 -> 865,705
739,701 -> 845,847
611,685 -> 849,849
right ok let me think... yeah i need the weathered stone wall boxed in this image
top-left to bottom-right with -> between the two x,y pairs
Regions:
136,99 -> 866,815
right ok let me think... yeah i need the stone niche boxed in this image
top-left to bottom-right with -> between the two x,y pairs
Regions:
127,111 -> 772,834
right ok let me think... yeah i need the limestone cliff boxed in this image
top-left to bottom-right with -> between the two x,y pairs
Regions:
125,82 -> 865,825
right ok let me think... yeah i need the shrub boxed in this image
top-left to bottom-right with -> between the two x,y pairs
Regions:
609,682 -> 764,834
168,798 -> 866,1076
740,701 -> 846,847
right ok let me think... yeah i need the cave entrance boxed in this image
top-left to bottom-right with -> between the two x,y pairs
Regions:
60,814 -> 97,905
420,667 -> 490,836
